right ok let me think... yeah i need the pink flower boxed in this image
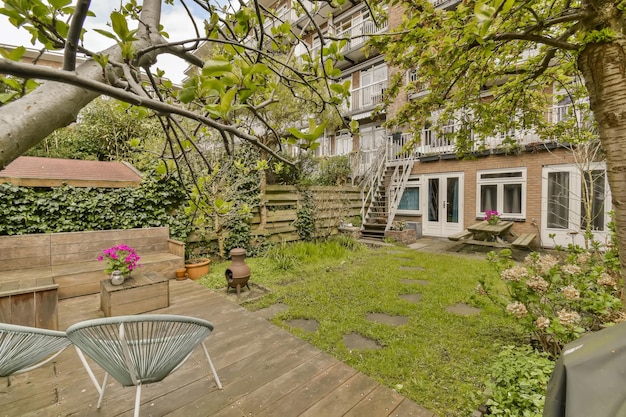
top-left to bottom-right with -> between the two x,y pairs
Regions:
98,244 -> 141,275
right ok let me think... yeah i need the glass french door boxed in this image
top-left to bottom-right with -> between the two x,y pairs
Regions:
423,173 -> 464,237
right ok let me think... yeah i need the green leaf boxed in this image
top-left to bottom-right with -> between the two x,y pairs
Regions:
202,59 -> 233,77
0,46 -> 25,61
93,28 -> 118,41
50,0 -> 72,8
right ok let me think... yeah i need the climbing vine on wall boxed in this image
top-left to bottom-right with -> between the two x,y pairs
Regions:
0,173 -> 190,239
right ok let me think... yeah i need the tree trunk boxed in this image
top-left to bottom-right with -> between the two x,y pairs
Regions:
0,0 -> 162,170
578,39 -> 626,289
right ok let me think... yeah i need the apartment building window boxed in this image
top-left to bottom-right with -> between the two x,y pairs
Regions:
397,177 -> 421,215
359,124 -> 385,160
335,133 -> 352,155
545,165 -> 607,231
352,64 -> 387,110
477,168 -> 526,219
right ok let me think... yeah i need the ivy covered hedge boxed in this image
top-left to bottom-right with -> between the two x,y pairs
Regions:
0,174 -> 190,239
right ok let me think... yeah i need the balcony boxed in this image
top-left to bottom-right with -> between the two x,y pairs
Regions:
335,17 -> 388,65
386,104 -> 582,162
349,80 -> 387,114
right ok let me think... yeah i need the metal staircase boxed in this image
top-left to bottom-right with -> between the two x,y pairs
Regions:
360,154 -> 414,240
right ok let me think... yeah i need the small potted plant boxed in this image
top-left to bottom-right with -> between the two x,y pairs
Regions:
98,244 -> 141,282
484,210 -> 501,225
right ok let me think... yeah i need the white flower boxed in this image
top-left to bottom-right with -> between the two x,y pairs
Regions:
535,317 -> 550,330
501,266 -> 528,282
598,273 -> 617,288
526,276 -> 549,293
561,264 -> 582,275
537,254 -> 559,274
506,302 -> 528,318
576,253 -> 591,264
557,309 -> 581,327
561,285 -> 580,301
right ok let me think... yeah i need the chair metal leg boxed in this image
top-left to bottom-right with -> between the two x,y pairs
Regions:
201,342 -> 222,389
97,372 -> 108,409
134,384 -> 142,417
74,346 -> 109,408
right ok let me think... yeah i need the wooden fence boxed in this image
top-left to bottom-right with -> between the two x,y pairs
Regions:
188,185 -> 362,246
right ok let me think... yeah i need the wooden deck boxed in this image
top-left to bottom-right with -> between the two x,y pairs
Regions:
1,279 -> 435,417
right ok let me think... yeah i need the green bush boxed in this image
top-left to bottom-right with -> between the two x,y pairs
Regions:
484,345 -> 554,417
480,245 -> 623,357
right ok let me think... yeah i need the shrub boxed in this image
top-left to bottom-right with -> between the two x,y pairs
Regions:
480,246 -> 623,357
484,345 -> 554,417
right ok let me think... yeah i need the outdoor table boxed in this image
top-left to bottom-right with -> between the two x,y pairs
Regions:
466,220 -> 513,243
100,271 -> 169,316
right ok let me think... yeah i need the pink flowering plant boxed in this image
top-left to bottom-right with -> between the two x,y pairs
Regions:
98,244 -> 141,276
478,243 -> 622,358
484,210 -> 500,225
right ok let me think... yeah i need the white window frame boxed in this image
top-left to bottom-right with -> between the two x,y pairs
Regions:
396,176 -> 422,216
541,162 -> 611,247
476,168 -> 527,220
335,133 -> 352,155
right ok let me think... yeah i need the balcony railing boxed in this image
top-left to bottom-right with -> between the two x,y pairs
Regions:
350,80 -> 387,112
336,17 -> 388,53
386,104 -> 587,162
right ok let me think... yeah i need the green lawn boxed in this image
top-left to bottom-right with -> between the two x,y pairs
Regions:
199,239 -> 525,416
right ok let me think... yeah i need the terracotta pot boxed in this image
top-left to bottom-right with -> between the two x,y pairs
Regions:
175,267 -> 187,280
185,258 -> 210,280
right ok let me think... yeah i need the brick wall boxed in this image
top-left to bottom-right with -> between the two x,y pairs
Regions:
409,147 -> 578,237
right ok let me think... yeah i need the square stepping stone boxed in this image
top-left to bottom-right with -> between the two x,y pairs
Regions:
343,332 -> 381,350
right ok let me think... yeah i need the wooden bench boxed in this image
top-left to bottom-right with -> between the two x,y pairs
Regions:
448,230 -> 473,241
512,233 -> 536,249
0,227 -> 184,300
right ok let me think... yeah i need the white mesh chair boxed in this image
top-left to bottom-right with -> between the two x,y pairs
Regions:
66,314 -> 222,417
0,323 -> 70,385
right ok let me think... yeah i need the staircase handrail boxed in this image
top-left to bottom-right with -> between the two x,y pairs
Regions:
385,159 -> 414,231
360,144 -> 388,224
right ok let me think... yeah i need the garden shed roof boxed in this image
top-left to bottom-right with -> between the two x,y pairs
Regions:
0,156 -> 142,188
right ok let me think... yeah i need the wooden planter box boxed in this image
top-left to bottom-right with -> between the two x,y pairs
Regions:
100,271 -> 169,317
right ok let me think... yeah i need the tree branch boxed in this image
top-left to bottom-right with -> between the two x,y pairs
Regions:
63,0 -> 91,71
0,59 -> 294,167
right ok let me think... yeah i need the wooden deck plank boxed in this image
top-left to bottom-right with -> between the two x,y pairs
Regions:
343,385 -> 406,417
299,372 -> 379,416
5,279 -> 434,417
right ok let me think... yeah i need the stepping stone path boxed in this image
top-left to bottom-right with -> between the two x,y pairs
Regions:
400,279 -> 431,285
366,313 -> 409,326
446,303 -> 481,316
285,318 -> 320,332
399,293 -> 422,304
399,266 -> 425,271
343,332 -> 381,350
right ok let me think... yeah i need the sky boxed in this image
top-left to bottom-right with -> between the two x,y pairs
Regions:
0,2 -> 212,84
